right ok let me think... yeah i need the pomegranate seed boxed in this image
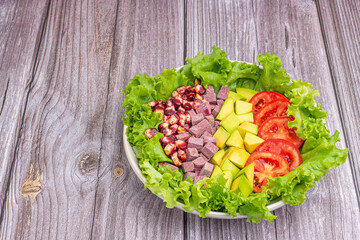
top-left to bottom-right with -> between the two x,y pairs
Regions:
183,100 -> 192,110
169,124 -> 179,134
153,107 -> 164,117
177,85 -> 186,94
145,128 -> 157,138
159,122 -> 170,130
177,126 -> 187,134
178,119 -> 185,127
162,136 -> 175,145
148,101 -> 158,108
175,140 -> 187,150
178,106 -> 186,112
171,152 -> 182,166
178,149 -> 187,161
193,99 -> 203,108
184,124 -> 190,131
185,112 -> 191,125
172,98 -> 182,108
194,79 -> 201,85
158,100 -> 166,109
169,114 -> 180,125
164,143 -> 176,156
183,92 -> 195,101
165,106 -> 176,116
178,111 -> 186,121
161,128 -> 172,137
172,91 -> 180,98
185,86 -> 193,94
163,115 -> 170,123
194,85 -> 206,95
166,98 -> 174,107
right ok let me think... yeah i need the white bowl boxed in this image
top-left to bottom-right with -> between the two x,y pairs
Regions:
123,126 -> 286,219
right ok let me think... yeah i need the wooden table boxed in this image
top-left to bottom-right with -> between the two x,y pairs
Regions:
1,0 -> 359,239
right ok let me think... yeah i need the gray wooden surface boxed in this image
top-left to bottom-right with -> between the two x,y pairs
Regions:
0,0 -> 359,239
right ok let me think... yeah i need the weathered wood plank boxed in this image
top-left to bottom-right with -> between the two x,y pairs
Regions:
90,0 -> 185,239
186,1 -> 278,239
0,0 -> 118,239
0,0 -> 49,217
253,0 -> 360,239
316,0 -> 360,204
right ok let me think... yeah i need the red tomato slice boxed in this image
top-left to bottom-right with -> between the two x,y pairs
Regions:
255,139 -> 302,171
245,151 -> 290,193
250,91 -> 289,115
258,116 -> 304,148
253,100 -> 290,127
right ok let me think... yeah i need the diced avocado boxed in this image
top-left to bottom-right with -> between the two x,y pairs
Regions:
210,165 -> 223,178
235,100 -> 253,114
223,170 -> 234,189
228,148 -> 250,168
238,122 -> 258,138
213,127 -> 230,149
230,175 -> 241,194
237,174 -> 253,197
244,132 -> 264,153
220,159 -> 240,177
220,112 -> 241,133
222,147 -> 235,161
228,91 -> 246,101
236,88 -> 258,102
236,112 -> 254,123
216,98 -> 234,121
210,149 -> 226,166
234,162 -> 254,183
226,130 -> 244,149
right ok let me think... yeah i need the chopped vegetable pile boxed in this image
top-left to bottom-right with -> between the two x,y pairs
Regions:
122,46 -> 348,223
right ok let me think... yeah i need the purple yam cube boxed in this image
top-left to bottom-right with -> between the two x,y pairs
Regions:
215,121 -> 220,128
210,104 -> 216,110
183,172 -> 198,181
188,137 -> 204,150
203,136 -> 217,145
201,142 -> 219,159
195,102 -> 211,116
189,119 -> 212,137
205,115 -> 215,126
199,162 -> 214,178
217,100 -> 224,107
204,86 -> 217,104
212,105 -> 221,118
163,162 -> 179,171
199,153 -> 209,162
192,156 -> 207,169
175,132 -> 191,141
194,170 -> 200,175
217,86 -> 229,100
191,113 -> 204,126
188,109 -> 197,119
182,162 -> 195,173
193,176 -> 206,184
186,148 -> 199,161
210,126 -> 217,135
201,131 -> 212,139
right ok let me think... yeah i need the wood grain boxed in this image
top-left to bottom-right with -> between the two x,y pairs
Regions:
87,0 -> 186,239
0,0 -> 49,217
253,0 -> 360,239
0,0 -> 118,239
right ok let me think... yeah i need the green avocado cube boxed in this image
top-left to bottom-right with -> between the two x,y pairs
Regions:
213,127 -> 230,149
220,159 -> 240,177
236,88 -> 258,102
238,122 -> 258,138
234,162 -> 254,184
228,91 -> 246,101
244,132 -> 264,153
210,165 -> 223,179
226,129 -> 244,149
236,112 -> 254,124
216,98 -> 234,121
210,149 -> 226,166
220,112 -> 241,133
238,174 -> 253,197
223,171 -> 234,189
235,100 -> 253,114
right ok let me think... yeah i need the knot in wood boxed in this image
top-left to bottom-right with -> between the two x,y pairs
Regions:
79,153 -> 99,174
114,168 -> 124,178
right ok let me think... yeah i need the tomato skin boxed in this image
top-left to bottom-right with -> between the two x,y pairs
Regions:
256,139 -> 302,171
245,151 -> 290,193
258,116 -> 304,148
253,100 -> 290,127
250,91 -> 289,115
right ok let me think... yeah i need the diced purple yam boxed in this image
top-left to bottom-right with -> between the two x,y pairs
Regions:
188,137 -> 204,150
201,142 -> 219,159
183,172 -> 198,181
204,86 -> 217,104
182,162 -> 195,173
210,127 -> 217,135
217,100 -> 224,107
212,105 -> 221,118
194,170 -> 200,175
215,121 -> 220,128
189,119 -> 212,137
199,153 -> 209,161
186,148 -> 199,161
192,157 -> 207,169
195,101 -> 211,116
199,162 -> 214,178
203,136 -> 217,145
163,162 -> 179,171
191,113 -> 204,126
210,104 -> 216,110
175,132 -> 191,141
188,109 -> 197,119
194,176 -> 206,184
205,115 -> 215,126
201,131 -> 212,139
217,86 -> 229,100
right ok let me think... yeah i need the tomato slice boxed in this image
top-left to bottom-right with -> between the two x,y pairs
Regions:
253,100 -> 290,127
255,139 -> 302,171
250,91 -> 289,115
245,151 -> 290,193
258,116 -> 304,148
